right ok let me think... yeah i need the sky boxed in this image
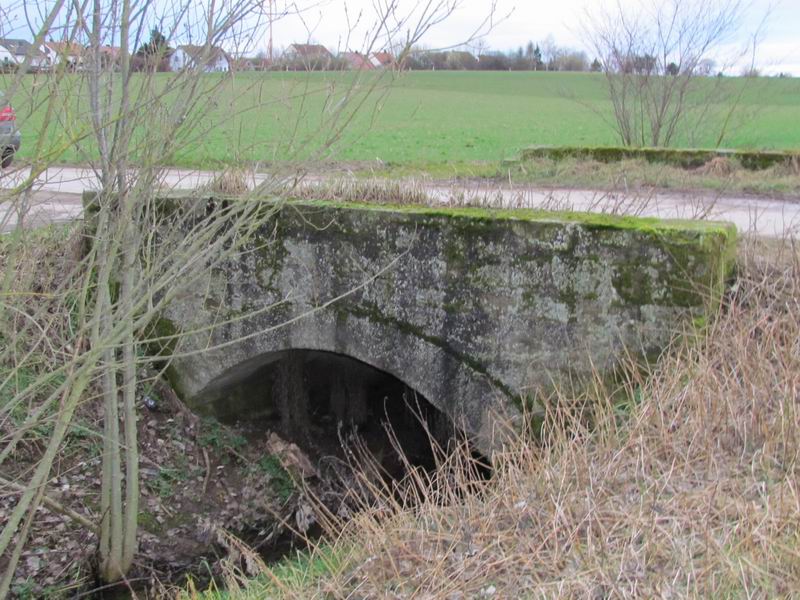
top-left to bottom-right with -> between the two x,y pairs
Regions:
2,0 -> 798,74
265,0 -> 800,74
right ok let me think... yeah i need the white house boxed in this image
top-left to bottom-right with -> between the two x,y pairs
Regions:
36,44 -> 56,68
41,41 -> 83,69
0,46 -> 14,69
170,45 -> 230,72
0,39 -> 48,69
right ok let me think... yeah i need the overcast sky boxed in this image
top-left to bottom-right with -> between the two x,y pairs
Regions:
2,0 -> 797,74
267,0 -> 799,74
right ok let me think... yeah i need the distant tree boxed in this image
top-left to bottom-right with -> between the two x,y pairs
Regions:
526,42 -> 543,70
635,53 -> 657,74
133,28 -> 171,71
429,52 -> 448,70
617,53 -> 657,75
446,50 -> 477,70
135,28 -> 169,58
590,58 -> 602,72
541,35 -> 557,71
584,0 -> 756,147
695,58 -> 717,76
666,62 -> 680,76
533,45 -> 543,70
472,39 -> 489,61
406,52 -> 430,70
554,50 -> 589,72
477,52 -> 508,71
510,46 -> 526,71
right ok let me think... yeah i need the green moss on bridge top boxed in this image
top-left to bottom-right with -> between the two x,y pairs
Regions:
292,198 -> 736,236
290,198 -> 738,309
153,193 -> 738,292
150,191 -> 735,240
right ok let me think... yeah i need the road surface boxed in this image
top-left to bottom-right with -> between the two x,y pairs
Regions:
1,165 -> 798,238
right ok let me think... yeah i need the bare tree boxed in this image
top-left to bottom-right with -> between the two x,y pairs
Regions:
0,0 -> 496,592
584,0 -> 755,147
541,34 -> 557,71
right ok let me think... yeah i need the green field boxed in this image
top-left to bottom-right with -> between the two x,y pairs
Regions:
6,71 -> 800,169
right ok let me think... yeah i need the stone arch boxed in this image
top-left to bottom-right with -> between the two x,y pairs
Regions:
171,310 -> 514,454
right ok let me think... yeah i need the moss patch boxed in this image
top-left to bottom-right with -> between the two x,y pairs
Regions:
310,199 -> 730,235
519,145 -> 799,171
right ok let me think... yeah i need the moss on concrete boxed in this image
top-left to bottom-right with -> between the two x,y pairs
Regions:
519,145 -> 799,171
287,198 -> 735,236
282,197 -> 737,312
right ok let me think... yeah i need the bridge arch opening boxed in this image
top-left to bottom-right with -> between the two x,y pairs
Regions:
202,349 -> 483,477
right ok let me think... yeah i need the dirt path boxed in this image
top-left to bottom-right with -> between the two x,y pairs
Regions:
1,165 -> 799,237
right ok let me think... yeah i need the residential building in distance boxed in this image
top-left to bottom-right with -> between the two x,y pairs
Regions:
283,44 -> 334,68
370,51 -> 395,69
0,45 -> 14,69
341,52 -> 374,71
0,38 -> 48,69
43,41 -> 84,68
170,45 -> 231,72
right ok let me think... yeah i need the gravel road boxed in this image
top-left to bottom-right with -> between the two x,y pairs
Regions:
1,165 -> 798,237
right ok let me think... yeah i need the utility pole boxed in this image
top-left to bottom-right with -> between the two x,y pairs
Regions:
267,0 -> 274,63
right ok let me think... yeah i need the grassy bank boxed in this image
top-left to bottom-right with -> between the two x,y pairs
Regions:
3,71 -> 799,170
188,237 -> 800,598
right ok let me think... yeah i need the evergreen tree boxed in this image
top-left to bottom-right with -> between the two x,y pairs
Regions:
135,28 -> 170,58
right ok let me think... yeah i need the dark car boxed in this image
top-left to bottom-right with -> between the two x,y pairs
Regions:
0,91 -> 20,168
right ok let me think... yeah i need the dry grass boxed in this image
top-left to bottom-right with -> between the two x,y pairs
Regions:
199,168 -> 254,196
698,156 -> 738,177
288,178 -> 666,218
0,223 -> 84,401
195,236 -> 800,599
289,179 -> 433,206
511,157 -> 800,198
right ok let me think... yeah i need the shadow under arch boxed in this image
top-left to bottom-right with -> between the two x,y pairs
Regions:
177,310 -> 514,455
194,348 -> 471,473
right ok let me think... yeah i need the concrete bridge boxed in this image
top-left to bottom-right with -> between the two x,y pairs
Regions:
159,199 -> 736,450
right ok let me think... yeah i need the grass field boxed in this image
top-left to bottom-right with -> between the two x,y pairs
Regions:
5,71 -> 800,170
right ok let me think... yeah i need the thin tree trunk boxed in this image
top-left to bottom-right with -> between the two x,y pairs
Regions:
120,216 -> 140,572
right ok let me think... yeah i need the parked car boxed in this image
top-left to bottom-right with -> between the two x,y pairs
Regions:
0,92 -> 20,168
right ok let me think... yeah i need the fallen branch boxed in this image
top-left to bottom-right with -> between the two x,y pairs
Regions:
0,475 -> 98,534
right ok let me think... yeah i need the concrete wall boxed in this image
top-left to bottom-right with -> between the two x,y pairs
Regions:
159,200 -> 736,450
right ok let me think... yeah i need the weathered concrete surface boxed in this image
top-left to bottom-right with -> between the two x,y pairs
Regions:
159,200 -> 736,449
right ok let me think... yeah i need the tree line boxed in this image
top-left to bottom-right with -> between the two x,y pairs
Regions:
404,41 -> 597,72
